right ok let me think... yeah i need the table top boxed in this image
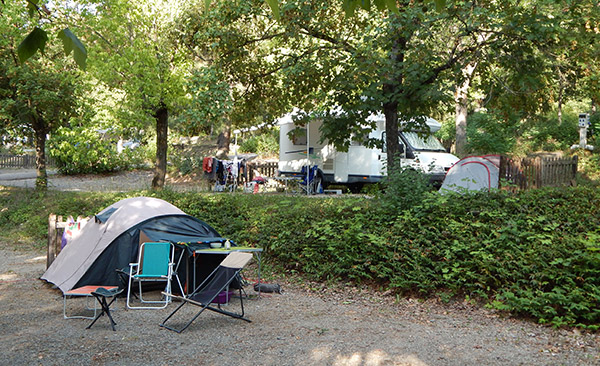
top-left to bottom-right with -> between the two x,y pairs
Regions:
65,285 -> 118,296
194,246 -> 263,254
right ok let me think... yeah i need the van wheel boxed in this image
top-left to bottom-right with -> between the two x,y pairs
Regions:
348,183 -> 363,194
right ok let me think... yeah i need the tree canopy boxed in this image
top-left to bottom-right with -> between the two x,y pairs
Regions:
3,0 -> 600,180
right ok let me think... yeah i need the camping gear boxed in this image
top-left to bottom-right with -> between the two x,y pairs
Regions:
86,287 -> 123,331
160,252 -> 253,333
440,155 -> 500,193
300,165 -> 321,194
253,283 -> 282,294
42,197 -> 227,294
126,242 -> 183,309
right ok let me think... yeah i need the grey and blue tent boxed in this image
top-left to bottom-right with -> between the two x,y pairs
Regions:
42,196 -> 227,293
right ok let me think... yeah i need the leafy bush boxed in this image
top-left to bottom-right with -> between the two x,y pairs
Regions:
48,126 -> 120,174
239,130 -> 279,156
380,162 -> 433,212
590,111 -> 600,143
517,112 -> 578,153
48,126 -> 150,174
169,152 -> 203,175
466,112 -> 515,154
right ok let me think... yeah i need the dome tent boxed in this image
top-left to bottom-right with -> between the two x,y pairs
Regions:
440,155 -> 500,194
42,197 -> 225,293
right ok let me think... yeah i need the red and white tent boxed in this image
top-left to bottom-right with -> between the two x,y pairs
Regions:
440,155 -> 500,193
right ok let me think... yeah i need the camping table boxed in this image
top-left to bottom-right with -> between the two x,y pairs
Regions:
191,247 -> 263,297
63,285 -> 119,320
272,176 -> 302,193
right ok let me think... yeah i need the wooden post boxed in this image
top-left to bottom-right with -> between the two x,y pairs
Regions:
47,214 -> 67,269
47,214 -> 57,269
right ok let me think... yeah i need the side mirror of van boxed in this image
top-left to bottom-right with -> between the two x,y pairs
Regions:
399,144 -> 405,154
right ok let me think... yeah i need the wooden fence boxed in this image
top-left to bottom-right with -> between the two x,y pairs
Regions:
247,161 -> 278,181
499,155 -> 578,190
0,154 -> 55,168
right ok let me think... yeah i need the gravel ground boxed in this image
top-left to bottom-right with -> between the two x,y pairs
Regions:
0,169 -> 208,192
1,243 -> 599,366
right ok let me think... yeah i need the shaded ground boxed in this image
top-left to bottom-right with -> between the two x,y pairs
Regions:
0,169 -> 208,192
1,243 -> 599,366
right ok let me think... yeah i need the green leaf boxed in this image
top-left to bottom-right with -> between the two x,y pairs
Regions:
433,0 -> 446,12
386,0 -> 398,13
204,0 -> 211,11
342,0 -> 359,17
57,28 -> 88,70
264,0 -> 280,20
374,0 -> 389,11
17,27 -> 48,64
27,0 -> 39,17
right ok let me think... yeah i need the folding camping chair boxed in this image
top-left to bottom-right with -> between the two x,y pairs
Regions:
126,242 -> 183,309
86,287 -> 123,331
160,251 -> 253,333
300,165 -> 321,194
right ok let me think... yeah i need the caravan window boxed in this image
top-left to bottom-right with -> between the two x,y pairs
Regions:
292,127 -> 307,146
381,132 -> 405,154
403,132 -> 445,152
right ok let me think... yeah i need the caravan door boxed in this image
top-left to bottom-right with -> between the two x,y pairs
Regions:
334,151 -> 349,182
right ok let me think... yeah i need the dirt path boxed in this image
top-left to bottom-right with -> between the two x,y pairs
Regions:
1,243 -> 598,366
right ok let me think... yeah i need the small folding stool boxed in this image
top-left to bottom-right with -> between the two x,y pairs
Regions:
86,287 -> 123,331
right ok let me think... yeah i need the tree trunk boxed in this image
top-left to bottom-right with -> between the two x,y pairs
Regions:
216,128 -> 231,159
383,100 -> 401,170
454,63 -> 477,157
33,120 -> 48,190
152,105 -> 168,189
382,26 -> 407,172
557,84 -> 564,125
556,66 -> 566,125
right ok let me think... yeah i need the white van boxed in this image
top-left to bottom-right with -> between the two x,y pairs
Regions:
278,111 -> 459,191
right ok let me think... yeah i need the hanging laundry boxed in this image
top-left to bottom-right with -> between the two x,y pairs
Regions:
203,157 -> 213,173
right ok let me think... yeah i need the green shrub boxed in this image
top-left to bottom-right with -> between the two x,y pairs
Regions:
466,112 -> 515,154
578,152 -> 600,182
239,130 -> 279,156
47,126 -> 148,174
380,162 -> 433,212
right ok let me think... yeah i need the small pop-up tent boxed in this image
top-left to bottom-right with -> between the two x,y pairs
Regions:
440,155 -> 500,193
42,197 -> 226,293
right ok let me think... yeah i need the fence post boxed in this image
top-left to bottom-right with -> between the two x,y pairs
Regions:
47,214 -> 67,269
498,156 -> 506,188
572,155 -> 578,186
47,214 -> 57,269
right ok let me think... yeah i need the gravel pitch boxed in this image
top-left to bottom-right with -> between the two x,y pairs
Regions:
1,244 -> 599,366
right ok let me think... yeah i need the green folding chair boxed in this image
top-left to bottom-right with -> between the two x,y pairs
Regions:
126,242 -> 183,309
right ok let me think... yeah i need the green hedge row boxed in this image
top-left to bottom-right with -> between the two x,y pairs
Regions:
1,186 -> 598,329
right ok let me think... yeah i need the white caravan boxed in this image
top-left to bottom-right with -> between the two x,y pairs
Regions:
278,111 -> 459,191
